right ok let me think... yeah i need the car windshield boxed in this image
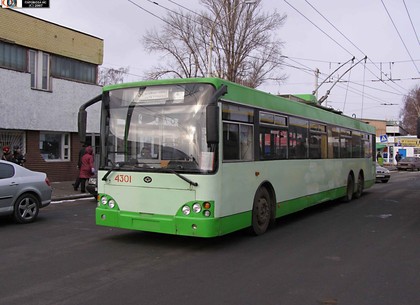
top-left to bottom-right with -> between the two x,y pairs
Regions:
103,83 -> 217,173
401,157 -> 415,162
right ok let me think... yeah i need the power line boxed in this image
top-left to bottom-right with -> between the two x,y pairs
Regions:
380,0 -> 420,74
402,0 -> 420,46
301,0 -> 408,95
127,0 -> 172,26
283,0 -> 354,58
125,0 -> 409,110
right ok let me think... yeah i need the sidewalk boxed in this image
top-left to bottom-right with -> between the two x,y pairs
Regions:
51,181 -> 93,201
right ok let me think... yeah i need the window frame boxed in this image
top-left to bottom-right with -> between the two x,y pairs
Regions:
29,50 -> 51,91
39,132 -> 70,162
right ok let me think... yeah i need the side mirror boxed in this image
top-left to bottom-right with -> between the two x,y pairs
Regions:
78,110 -> 87,144
206,104 -> 219,145
77,94 -> 102,144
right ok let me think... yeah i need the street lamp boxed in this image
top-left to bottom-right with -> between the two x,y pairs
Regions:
206,0 -> 256,77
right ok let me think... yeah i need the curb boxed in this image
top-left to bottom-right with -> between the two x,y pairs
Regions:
52,194 -> 93,202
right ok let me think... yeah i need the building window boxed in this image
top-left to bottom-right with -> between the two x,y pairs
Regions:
40,132 -> 70,161
0,130 -> 25,155
51,55 -> 97,84
29,50 -> 50,90
0,41 -> 26,71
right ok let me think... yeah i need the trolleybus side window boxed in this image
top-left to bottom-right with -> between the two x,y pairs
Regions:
259,111 -> 288,160
289,117 -> 309,159
340,128 -> 352,158
309,122 -> 327,159
222,104 -> 254,161
328,127 -> 340,159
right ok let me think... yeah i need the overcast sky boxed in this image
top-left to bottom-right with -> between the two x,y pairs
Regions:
20,0 -> 420,121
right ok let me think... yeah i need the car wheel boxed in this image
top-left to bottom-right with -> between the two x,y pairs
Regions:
13,193 -> 40,224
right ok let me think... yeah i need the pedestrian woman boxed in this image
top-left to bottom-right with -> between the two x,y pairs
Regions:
79,146 -> 94,193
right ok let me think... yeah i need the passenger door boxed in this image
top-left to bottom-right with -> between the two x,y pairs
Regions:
0,163 -> 16,211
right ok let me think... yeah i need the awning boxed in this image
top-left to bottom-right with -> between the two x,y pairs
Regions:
376,143 -> 387,150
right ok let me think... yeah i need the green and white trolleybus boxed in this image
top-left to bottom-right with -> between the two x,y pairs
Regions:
78,77 -> 376,237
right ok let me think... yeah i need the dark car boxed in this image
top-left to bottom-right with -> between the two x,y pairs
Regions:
396,156 -> 420,171
86,175 -> 98,198
0,160 -> 52,223
376,164 -> 390,183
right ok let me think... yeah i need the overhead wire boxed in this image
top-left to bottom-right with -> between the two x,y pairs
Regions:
126,0 -> 406,113
301,0 -> 407,95
402,0 -> 420,46
380,0 -> 420,74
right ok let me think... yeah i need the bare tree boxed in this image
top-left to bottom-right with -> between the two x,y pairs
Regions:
142,0 -> 287,88
98,67 -> 129,86
400,85 -> 420,135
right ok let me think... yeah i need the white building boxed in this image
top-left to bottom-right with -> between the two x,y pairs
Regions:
0,9 -> 103,181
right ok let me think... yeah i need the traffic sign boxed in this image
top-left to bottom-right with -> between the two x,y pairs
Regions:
379,135 -> 388,143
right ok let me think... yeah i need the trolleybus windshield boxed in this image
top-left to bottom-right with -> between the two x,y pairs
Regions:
103,83 -> 217,173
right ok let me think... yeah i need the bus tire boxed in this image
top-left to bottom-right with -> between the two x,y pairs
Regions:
343,174 -> 354,203
354,172 -> 364,199
250,187 -> 271,235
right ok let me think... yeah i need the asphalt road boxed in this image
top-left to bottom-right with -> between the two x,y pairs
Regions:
1,171 -> 419,305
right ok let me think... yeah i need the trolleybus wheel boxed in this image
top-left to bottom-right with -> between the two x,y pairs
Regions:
354,172 -> 364,199
343,174 -> 354,202
250,187 -> 271,235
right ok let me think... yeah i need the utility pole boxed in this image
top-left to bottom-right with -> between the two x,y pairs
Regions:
314,68 -> 320,99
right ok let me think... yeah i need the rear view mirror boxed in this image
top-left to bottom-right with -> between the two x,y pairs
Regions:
206,104 -> 219,145
78,110 -> 87,144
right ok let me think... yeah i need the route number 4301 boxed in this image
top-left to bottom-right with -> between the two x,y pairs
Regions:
114,174 -> 132,183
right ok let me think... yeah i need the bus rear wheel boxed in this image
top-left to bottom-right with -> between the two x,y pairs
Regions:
354,173 -> 364,199
343,174 -> 354,202
250,187 -> 272,235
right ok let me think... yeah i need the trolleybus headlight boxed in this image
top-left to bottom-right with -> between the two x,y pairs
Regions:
203,210 -> 211,217
101,197 -> 108,205
182,205 -> 191,215
192,203 -> 201,213
108,200 -> 116,209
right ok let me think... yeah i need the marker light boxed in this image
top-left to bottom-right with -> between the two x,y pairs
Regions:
203,202 -> 211,209
203,210 -> 211,217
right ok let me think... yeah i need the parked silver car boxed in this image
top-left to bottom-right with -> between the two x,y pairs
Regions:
396,157 -> 420,171
0,160 -> 52,223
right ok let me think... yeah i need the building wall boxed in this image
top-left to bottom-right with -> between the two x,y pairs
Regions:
363,120 -> 386,136
0,9 -> 103,64
0,10 -> 103,182
0,69 -> 101,132
22,131 -> 80,182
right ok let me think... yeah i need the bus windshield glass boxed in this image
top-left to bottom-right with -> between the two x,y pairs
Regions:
104,83 -> 217,173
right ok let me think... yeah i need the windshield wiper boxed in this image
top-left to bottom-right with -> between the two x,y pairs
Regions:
157,168 -> 198,187
102,166 -> 122,181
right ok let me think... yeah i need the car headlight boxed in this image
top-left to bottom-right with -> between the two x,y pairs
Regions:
101,197 -> 108,205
